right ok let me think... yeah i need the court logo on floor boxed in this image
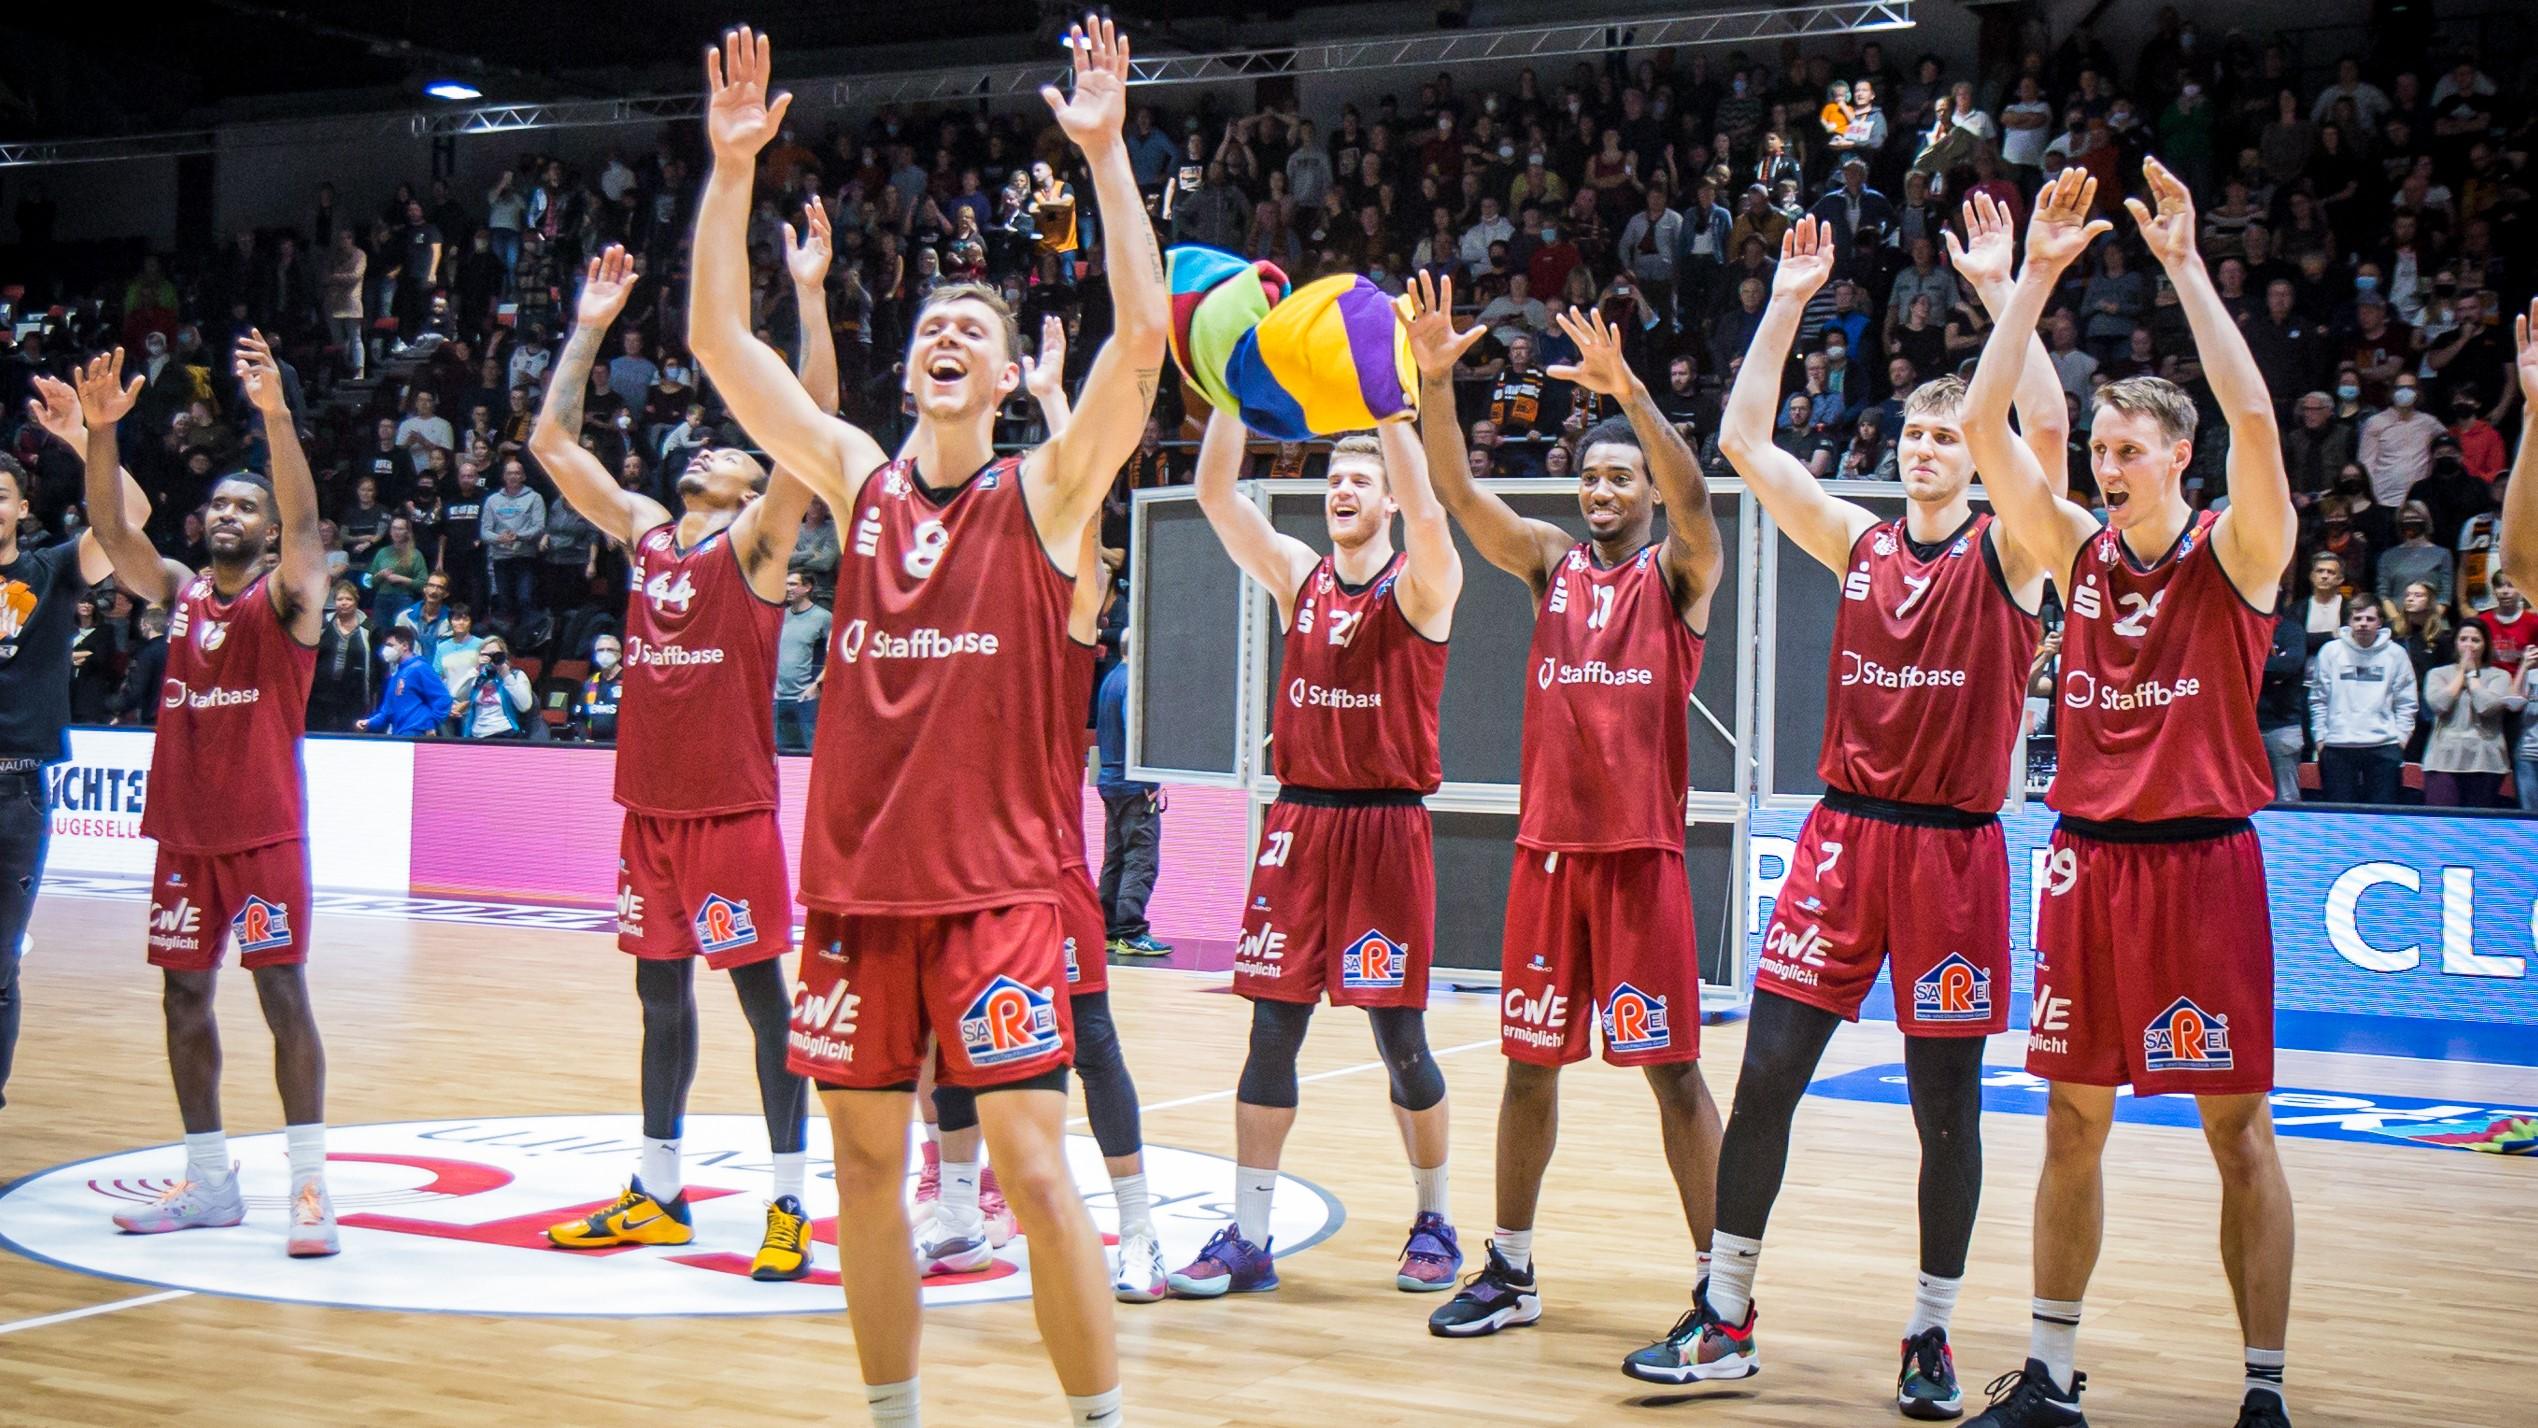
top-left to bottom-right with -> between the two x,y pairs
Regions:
0,1115 -> 1345,1317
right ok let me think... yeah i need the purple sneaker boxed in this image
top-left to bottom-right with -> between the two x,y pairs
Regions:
1396,1211 -> 1463,1291
1166,1225 -> 1278,1298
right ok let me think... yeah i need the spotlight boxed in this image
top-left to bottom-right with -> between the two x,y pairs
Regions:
423,81 -> 483,101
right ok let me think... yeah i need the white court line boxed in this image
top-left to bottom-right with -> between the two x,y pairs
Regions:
0,1289 -> 194,1337
1077,1037 -> 1500,1123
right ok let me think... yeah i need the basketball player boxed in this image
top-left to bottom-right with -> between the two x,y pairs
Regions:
1404,282 -> 1725,1350
528,236 -> 823,1279
1672,205 -> 2066,1414
76,334 -> 338,1257
2506,301 -> 2538,592
921,317 -> 1167,1305
1958,163 -> 2299,1428
687,23 -> 1161,1428
1167,407 -> 1461,1299
0,377 -> 149,1114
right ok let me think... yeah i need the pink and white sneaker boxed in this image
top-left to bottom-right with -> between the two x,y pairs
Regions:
914,1140 -> 941,1212
287,1179 -> 340,1258
112,1170 -> 246,1235
977,1163 -> 1019,1247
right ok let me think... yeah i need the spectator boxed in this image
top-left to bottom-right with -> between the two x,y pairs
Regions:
396,571 -> 455,656
481,457 -> 547,631
307,582 -> 376,733
2045,313 -> 2098,404
2359,373 -> 2438,513
2421,620 -> 2512,807
2514,656 -> 2538,813
2079,244 -> 2149,361
356,628 -> 449,737
1774,391 -> 1835,477
2260,588 -> 2311,802
2483,573 -> 2537,667
1487,335 -> 1554,443
396,390 -> 454,458
1459,196 -> 1515,270
2297,551 -> 2349,654
2446,386 -> 2506,481
2456,472 -> 2508,614
367,516 -> 429,628
2375,501 -> 2454,609
323,229 -> 367,381
606,330 -> 658,414
570,634 -> 626,742
432,603 -> 485,691
1476,273 -> 1547,347
788,498 -> 840,602
775,571 -> 829,755
1095,631 -> 1167,956
451,636 -> 535,739
2309,600 -> 2417,803
104,605 -> 169,727
1616,186 -> 1682,320
2281,391 -> 2353,503
1807,158 -> 1893,264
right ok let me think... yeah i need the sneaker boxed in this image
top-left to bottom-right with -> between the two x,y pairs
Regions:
112,1169 -> 246,1235
1964,1360 -> 2087,1427
1112,933 -> 1173,957
1622,1284 -> 1758,1385
1396,1211 -> 1463,1291
286,1179 -> 340,1258
1426,1242 -> 1540,1337
916,1207 -> 996,1276
1166,1226 -> 1278,1297
914,1140 -> 941,1210
977,1164 -> 1018,1248
1112,1226 -> 1167,1304
750,1195 -> 812,1282
1898,1327 -> 1964,1420
545,1178 -> 695,1248
2233,1390 -> 2292,1428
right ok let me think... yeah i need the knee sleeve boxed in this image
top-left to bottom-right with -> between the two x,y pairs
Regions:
933,1083 -> 979,1135
1367,1007 -> 1446,1113
635,959 -> 699,1141
1713,990 -> 1842,1241
1904,1032 -> 1987,1280
1070,992 -> 1143,1160
730,959 -> 808,1155
1236,998 -> 1315,1109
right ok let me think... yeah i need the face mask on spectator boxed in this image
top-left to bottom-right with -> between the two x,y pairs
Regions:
595,647 -> 621,669
2337,383 -> 2361,402
2109,107 -> 2134,129
1826,344 -> 1847,363
2354,276 -> 2379,293
2392,387 -> 2418,407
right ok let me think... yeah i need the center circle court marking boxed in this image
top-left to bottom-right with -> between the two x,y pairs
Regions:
0,1114 -> 1344,1317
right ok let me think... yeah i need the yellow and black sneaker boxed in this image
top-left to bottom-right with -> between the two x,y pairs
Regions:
751,1195 -> 812,1281
545,1179 -> 695,1249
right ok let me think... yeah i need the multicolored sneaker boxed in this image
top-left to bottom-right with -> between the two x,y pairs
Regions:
1964,1360 -> 2087,1426
286,1179 -> 339,1258
1396,1211 -> 1462,1291
2233,1390 -> 2292,1428
1112,1226 -> 1167,1304
1899,1327 -> 1965,1420
1622,1286 -> 1758,1385
977,1164 -> 1018,1248
545,1178 -> 695,1248
750,1195 -> 812,1281
1166,1226 -> 1278,1297
1111,934 -> 1173,958
916,1207 -> 995,1276
914,1140 -> 941,1210
1426,1242 -> 1540,1337
112,1170 -> 246,1235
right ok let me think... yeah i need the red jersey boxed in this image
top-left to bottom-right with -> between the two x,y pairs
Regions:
145,574 -> 316,855
803,456 -> 1075,914
616,522 -> 783,817
1518,543 -> 1704,852
1053,640 -> 1097,872
1269,553 -> 1447,794
2051,512 -> 2274,823
1820,514 -> 2040,812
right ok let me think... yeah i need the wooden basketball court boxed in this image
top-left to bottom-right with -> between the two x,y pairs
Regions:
2,889 -> 2531,1426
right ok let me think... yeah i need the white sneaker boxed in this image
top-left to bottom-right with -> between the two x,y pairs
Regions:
1112,1227 -> 1167,1304
287,1178 -> 340,1258
111,1168 -> 246,1235
915,1206 -> 994,1276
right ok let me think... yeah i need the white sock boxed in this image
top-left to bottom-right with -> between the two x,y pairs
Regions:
1234,1165 -> 1277,1245
1412,1162 -> 1448,1218
1492,1226 -> 1533,1273
640,1137 -> 683,1200
940,1158 -> 982,1233
1907,1272 -> 1962,1338
284,1123 -> 326,1184
184,1131 -> 231,1188
864,1377 -> 920,1427
1111,1172 -> 1153,1238
921,1118 -> 941,1146
1066,1387 -> 1123,1427
1706,1231 -> 1763,1324
773,1150 -> 807,1204
2030,1297 -> 2083,1393
1697,1249 -> 1712,1285
2244,1346 -> 2285,1404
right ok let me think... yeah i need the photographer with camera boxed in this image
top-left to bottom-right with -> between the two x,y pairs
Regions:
449,634 -> 535,739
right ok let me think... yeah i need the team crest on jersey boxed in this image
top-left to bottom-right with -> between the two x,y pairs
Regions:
1948,535 -> 1971,558
1340,930 -> 1409,990
959,976 -> 1062,1067
196,618 -> 230,652
1873,529 -> 1898,557
1910,953 -> 1992,1024
2142,997 -> 2232,1072
231,896 -> 292,954
1062,936 -> 1081,985
691,895 -> 757,954
1600,983 -> 1670,1054
883,467 -> 913,498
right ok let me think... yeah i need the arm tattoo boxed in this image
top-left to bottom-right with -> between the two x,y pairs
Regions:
549,327 -> 604,436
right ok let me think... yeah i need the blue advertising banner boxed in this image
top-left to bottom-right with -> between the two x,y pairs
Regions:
1746,804 -> 2538,1065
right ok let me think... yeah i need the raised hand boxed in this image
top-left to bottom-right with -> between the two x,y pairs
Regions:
233,329 -> 288,416
705,26 -> 793,161
1945,191 -> 2018,291
2515,298 -> 2538,409
1041,15 -> 1130,150
2122,156 -> 2199,271
577,245 -> 639,326
73,349 -> 144,428
2024,167 -> 2112,274
1546,305 -> 1637,398
1020,314 -> 1067,406
783,198 -> 833,288
1772,216 -> 1837,302
1406,271 -> 1484,381
25,373 -> 87,449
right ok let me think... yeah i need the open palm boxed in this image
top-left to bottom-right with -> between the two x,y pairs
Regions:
26,374 -> 87,448
2516,299 -> 2538,407
784,200 -> 833,287
1546,306 -> 1633,397
1945,192 -> 2017,289
1773,218 -> 1836,301
1405,272 -> 1483,381
234,330 -> 287,415
1042,15 -> 1129,148
2122,157 -> 2198,269
73,351 -> 142,427
2026,168 -> 2112,270
706,27 -> 793,160
578,246 -> 638,325
1022,315 -> 1067,405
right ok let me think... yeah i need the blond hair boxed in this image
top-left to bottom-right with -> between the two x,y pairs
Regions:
1327,432 -> 1388,489
911,281 -> 1022,358
1902,374 -> 1968,422
2093,375 -> 2198,444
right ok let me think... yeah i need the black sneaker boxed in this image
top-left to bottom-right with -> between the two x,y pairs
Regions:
1899,1327 -> 1965,1419
1426,1241 -> 1540,1337
2233,1389 -> 2292,1428
1621,1281 -> 1757,1386
1965,1359 -> 2086,1426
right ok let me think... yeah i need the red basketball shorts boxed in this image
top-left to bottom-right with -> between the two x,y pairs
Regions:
2027,819 -> 2275,1097
147,839 -> 311,972
1058,861 -> 1108,996
1755,796 -> 2013,1037
788,901 -> 1075,1091
616,809 -> 793,970
1499,845 -> 1701,1067
1233,793 -> 1434,1010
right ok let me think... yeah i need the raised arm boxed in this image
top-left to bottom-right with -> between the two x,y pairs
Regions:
1022,18 -> 1170,552
530,246 -> 672,546
1964,169 -> 2105,584
687,28 -> 887,508
235,330 -> 327,639
1946,192 -> 2072,501
2128,157 -> 2293,603
1719,217 -> 1876,572
733,200 -> 838,594
25,374 -> 154,587
1021,313 -> 1074,438
1194,406 -> 1317,619
73,352 -> 183,606
1379,416 -> 1462,638
1551,305 -> 1722,623
2503,300 -> 2538,592
1407,272 -> 1570,589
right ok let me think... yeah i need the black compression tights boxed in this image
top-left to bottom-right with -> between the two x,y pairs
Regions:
934,990 -> 1143,1159
1234,998 -> 1447,1113
1713,990 -> 1986,1278
636,957 -> 807,1155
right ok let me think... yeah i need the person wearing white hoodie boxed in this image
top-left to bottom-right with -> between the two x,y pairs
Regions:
2308,600 -> 2418,803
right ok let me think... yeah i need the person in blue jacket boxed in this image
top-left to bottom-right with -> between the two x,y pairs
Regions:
357,627 -> 453,737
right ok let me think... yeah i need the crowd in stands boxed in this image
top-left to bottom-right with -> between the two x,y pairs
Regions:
0,3 -> 2531,805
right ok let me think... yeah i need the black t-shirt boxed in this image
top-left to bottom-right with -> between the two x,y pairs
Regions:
0,538 -> 88,763
400,222 -> 443,283
442,493 -> 486,561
